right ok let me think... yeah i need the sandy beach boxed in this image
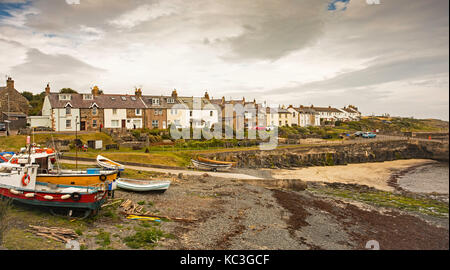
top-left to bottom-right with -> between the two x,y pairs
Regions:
270,159 -> 439,192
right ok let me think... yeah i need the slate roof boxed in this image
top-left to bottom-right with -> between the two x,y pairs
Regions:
47,93 -> 147,109
141,95 -> 181,109
310,106 -> 343,113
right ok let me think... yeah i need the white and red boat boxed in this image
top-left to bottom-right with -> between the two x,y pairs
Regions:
0,163 -> 109,217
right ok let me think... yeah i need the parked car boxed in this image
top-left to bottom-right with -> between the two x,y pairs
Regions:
354,131 -> 364,137
362,132 -> 377,138
0,122 -> 5,131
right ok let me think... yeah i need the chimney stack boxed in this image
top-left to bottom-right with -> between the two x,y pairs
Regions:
221,96 -> 225,104
204,91 -> 210,100
6,77 -> 14,89
45,83 -> 50,95
91,85 -> 100,96
171,89 -> 178,98
135,87 -> 142,97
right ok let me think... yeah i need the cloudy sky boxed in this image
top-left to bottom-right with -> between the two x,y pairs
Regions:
0,0 -> 448,120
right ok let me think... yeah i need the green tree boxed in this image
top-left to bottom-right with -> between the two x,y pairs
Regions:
59,88 -> 78,94
21,91 -> 34,102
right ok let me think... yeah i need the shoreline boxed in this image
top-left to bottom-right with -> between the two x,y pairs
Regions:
269,159 -> 440,192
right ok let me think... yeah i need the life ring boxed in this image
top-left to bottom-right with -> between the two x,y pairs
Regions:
22,174 -> 31,186
11,158 -> 18,164
71,192 -> 82,201
99,174 -> 107,181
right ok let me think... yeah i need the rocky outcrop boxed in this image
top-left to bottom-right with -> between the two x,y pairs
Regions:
206,140 -> 448,169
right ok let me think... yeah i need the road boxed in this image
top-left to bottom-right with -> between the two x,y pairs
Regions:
60,159 -> 263,180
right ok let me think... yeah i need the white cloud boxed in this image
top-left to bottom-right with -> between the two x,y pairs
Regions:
0,0 -> 448,120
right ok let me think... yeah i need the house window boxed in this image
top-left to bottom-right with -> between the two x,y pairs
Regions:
190,111 -> 193,117
171,109 -> 177,115
83,94 -> 93,100
167,98 -> 175,104
152,98 -> 160,105
131,96 -> 136,101
210,111 -> 213,117
66,120 -> 71,129
65,107 -> 71,115
59,94 -> 70,100
121,96 -> 126,101
92,107 -> 97,115
111,120 -> 119,127
163,121 -> 166,129
93,119 -> 97,127
152,120 -> 159,128
135,109 -> 141,116
113,109 -> 117,115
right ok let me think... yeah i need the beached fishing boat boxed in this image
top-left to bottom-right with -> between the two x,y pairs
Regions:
97,155 -> 125,171
0,152 -> 14,163
197,156 -> 237,166
1,146 -> 118,188
0,164 -> 108,217
116,178 -> 171,192
191,159 -> 233,171
197,156 -> 237,167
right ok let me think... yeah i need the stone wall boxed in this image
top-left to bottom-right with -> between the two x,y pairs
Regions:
205,140 -> 448,169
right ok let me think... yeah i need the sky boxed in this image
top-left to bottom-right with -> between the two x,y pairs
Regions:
0,0 -> 448,120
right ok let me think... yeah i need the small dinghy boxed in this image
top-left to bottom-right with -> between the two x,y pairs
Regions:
97,155 -> 125,171
116,178 -> 171,192
197,156 -> 237,167
191,159 -> 233,172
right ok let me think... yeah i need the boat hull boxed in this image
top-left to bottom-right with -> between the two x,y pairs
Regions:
0,186 -> 108,210
36,172 -> 117,187
191,159 -> 232,171
116,179 -> 170,192
197,156 -> 236,167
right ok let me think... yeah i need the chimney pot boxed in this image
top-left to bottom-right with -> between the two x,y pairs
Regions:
171,89 -> 178,98
6,77 -> 14,89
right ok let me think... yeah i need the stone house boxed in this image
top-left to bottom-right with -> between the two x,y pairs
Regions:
0,77 -> 30,130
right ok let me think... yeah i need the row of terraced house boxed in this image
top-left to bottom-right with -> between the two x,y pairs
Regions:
20,82 -> 361,132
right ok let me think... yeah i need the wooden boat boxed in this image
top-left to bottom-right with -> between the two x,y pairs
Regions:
197,156 -> 237,167
97,155 -> 125,171
1,147 -> 118,188
191,159 -> 233,171
0,164 -> 108,217
116,178 -> 171,192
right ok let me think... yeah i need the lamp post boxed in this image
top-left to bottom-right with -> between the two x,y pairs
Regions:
5,92 -> 9,136
75,115 -> 79,170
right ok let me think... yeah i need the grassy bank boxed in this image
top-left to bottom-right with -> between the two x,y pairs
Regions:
0,132 -> 115,152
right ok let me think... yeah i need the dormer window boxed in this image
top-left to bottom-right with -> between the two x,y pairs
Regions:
83,94 -> 93,100
131,96 -> 136,101
92,106 -> 97,115
121,96 -> 126,101
59,94 -> 71,101
167,98 -> 175,104
152,98 -> 160,105
65,107 -> 71,115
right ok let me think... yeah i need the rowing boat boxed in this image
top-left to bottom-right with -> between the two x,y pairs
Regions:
97,155 -> 125,171
197,156 -> 237,167
116,178 -> 171,192
191,159 -> 233,171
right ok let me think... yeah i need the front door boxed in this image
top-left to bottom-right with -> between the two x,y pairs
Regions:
80,121 -> 86,131
122,119 -> 126,128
